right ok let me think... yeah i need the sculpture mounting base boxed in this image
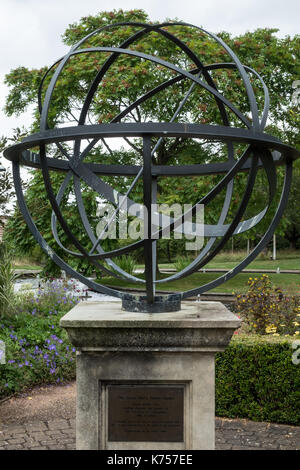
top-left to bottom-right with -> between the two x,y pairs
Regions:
60,300 -> 241,450
121,294 -> 181,313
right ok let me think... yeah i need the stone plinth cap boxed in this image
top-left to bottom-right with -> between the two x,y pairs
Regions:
60,301 -> 241,352
60,300 -> 240,329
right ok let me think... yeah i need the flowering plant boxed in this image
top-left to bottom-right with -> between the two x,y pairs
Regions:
0,277 -> 79,396
235,275 -> 300,336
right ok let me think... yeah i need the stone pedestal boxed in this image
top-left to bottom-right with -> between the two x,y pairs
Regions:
60,301 -> 240,450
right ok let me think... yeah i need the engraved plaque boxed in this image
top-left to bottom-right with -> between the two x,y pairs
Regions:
107,385 -> 184,442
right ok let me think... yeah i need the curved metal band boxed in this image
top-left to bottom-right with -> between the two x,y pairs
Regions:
5,123 -> 298,161
182,160 -> 293,298
5,136 -> 283,230
112,62 -> 269,130
16,149 -> 284,176
39,21 -> 260,131
43,45 -> 252,128
12,160 -> 122,299
49,137 -> 146,282
158,147 -> 276,283
50,170 -> 134,281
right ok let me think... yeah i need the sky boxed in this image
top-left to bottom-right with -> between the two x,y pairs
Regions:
0,0 -> 299,168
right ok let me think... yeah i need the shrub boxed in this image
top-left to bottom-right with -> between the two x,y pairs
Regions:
235,274 -> 300,336
216,334 -> 300,425
0,279 -> 79,396
174,256 -> 191,272
114,255 -> 137,276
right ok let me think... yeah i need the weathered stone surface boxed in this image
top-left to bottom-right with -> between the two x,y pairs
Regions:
60,300 -> 240,329
59,301 -> 241,450
60,301 -> 241,352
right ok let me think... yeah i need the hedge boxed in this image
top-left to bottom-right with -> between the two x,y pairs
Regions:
216,334 -> 300,425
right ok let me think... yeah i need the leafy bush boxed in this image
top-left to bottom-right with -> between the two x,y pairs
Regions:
114,255 -> 137,276
174,256 -> 191,272
235,274 -> 300,336
0,279 -> 79,396
216,334 -> 300,425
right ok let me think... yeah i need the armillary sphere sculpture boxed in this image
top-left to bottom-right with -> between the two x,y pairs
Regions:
4,22 -> 300,312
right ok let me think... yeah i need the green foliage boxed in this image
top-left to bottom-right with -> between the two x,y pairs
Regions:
0,137 -> 13,216
235,275 -> 300,335
0,128 -> 27,217
113,255 -> 137,276
0,242 -> 17,318
0,280 -> 78,396
4,168 -> 100,276
216,335 -> 300,425
174,255 -> 191,272
0,169 -> 12,217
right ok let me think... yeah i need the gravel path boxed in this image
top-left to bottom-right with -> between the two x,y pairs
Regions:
0,381 -> 299,450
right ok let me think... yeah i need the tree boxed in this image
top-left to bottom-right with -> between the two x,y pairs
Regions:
3,9 -> 300,273
0,168 -> 12,218
0,137 -> 13,219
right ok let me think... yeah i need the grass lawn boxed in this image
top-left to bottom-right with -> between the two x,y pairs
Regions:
12,256 -> 43,271
137,250 -> 300,271
205,253 -> 300,271
99,271 -> 300,295
13,265 -> 42,271
11,250 -> 300,294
